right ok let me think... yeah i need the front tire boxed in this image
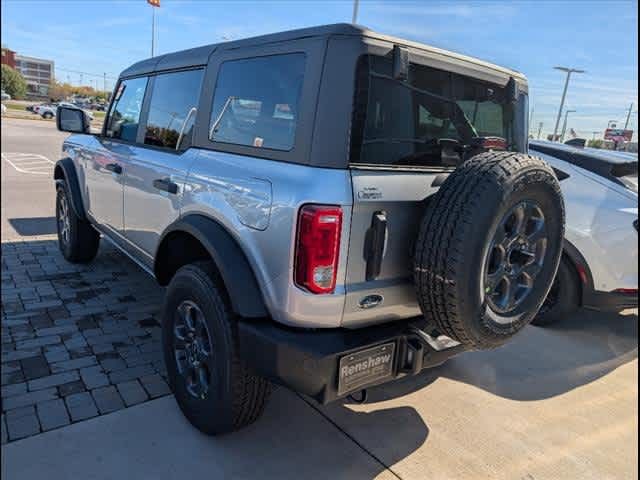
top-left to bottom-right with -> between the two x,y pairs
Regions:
162,261 -> 271,435
56,184 -> 100,263
42,112 -> 53,119
531,257 -> 580,326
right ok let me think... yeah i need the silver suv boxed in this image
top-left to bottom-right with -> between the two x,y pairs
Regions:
54,24 -> 565,434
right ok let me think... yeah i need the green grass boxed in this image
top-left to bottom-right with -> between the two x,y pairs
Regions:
4,101 -> 29,111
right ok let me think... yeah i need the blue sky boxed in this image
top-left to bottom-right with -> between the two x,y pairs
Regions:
2,0 -> 637,139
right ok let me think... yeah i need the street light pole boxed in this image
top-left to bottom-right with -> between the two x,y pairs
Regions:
552,66 -> 584,142
352,0 -> 360,24
624,102 -> 634,130
151,7 -> 155,57
560,109 -> 576,142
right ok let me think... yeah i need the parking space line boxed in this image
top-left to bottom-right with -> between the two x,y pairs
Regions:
2,152 -> 54,175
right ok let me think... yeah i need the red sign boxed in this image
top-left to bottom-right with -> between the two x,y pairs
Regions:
604,128 -> 633,142
147,0 -> 160,6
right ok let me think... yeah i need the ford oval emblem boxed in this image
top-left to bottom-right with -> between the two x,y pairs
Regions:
358,294 -> 383,309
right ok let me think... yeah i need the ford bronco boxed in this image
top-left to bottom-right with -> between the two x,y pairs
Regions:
54,24 -> 564,434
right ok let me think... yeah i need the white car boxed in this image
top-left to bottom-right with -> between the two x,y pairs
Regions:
529,140 -> 638,324
1,103 -> 6,115
39,102 -> 94,121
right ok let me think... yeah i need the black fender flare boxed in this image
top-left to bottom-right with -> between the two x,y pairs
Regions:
54,158 -> 87,221
156,215 -> 268,318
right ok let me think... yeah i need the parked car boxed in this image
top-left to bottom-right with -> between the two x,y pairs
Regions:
40,102 -> 94,121
529,140 -> 638,325
53,24 -> 565,435
1,90 -> 10,101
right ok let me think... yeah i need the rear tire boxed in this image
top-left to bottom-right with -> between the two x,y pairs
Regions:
162,261 -> 271,435
531,257 -> 580,326
42,112 -> 53,119
56,184 -> 100,263
414,151 -> 565,349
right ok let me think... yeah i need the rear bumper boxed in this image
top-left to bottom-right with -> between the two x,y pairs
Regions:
584,289 -> 639,312
237,317 -> 468,404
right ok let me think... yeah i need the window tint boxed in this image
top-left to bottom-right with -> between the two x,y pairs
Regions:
209,53 -> 305,151
105,77 -> 148,142
144,69 -> 204,150
350,55 -> 523,167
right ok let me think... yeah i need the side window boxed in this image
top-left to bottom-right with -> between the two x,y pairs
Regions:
208,53 -> 306,151
143,69 -> 204,150
105,77 -> 148,142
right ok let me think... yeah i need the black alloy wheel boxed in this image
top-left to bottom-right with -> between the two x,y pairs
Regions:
483,201 -> 548,317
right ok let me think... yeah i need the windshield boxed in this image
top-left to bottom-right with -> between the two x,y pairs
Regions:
350,55 -> 526,167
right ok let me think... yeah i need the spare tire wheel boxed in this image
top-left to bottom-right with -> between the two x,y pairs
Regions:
414,151 -> 565,350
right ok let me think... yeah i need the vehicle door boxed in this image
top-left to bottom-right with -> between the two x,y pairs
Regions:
123,68 -> 205,261
85,76 -> 148,236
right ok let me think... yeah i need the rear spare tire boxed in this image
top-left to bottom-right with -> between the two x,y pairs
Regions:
414,151 -> 565,349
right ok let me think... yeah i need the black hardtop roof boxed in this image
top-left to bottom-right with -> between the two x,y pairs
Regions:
119,23 -> 525,80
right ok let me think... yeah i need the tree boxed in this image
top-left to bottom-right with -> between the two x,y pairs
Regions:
1,64 -> 27,99
587,139 -> 604,149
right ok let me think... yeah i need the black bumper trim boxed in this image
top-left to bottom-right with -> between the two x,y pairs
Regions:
584,289 -> 638,312
237,317 -> 469,404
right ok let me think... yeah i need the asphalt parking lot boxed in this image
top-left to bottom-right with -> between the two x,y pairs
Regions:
1,117 -> 638,479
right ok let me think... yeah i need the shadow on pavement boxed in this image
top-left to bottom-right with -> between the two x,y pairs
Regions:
8,217 -> 57,236
360,308 -> 638,403
302,394 -> 429,469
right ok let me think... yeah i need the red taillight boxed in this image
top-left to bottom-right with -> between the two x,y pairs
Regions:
294,205 -> 343,294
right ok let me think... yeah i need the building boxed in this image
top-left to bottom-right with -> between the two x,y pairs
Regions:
1,46 -> 17,68
14,54 -> 54,99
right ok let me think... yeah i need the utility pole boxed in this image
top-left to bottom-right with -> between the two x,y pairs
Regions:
560,109 -> 576,142
624,102 -> 634,130
103,73 -> 106,95
591,131 -> 599,140
552,66 -> 584,142
352,0 -> 360,24
537,122 -> 543,139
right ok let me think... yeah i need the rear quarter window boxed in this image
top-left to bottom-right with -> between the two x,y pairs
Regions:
208,53 -> 306,151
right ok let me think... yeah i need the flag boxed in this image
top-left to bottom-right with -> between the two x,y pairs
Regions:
147,0 -> 160,7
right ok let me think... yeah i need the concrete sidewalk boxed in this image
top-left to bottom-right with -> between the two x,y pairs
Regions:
1,389 -> 396,480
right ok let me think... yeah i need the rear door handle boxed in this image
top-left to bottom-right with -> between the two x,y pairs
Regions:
364,211 -> 388,281
153,178 -> 178,194
105,163 -> 122,174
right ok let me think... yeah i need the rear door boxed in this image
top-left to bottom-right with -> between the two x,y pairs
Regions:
342,53 -> 519,327
122,68 -> 205,260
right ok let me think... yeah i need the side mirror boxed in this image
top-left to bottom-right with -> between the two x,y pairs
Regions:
56,106 -> 90,134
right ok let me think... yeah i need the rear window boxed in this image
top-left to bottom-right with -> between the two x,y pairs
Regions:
208,53 -> 305,151
350,55 -> 520,167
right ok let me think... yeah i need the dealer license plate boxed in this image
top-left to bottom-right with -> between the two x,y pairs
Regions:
338,342 -> 395,396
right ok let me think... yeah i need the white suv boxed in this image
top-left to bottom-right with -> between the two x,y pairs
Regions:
530,140 -> 638,325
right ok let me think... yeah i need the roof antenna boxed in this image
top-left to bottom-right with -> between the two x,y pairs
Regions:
352,0 -> 359,24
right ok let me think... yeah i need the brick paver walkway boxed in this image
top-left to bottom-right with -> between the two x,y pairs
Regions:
1,237 -> 170,443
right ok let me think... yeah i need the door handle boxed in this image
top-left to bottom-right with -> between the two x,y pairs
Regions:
364,211 -> 388,281
153,178 -> 178,194
105,163 -> 122,174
